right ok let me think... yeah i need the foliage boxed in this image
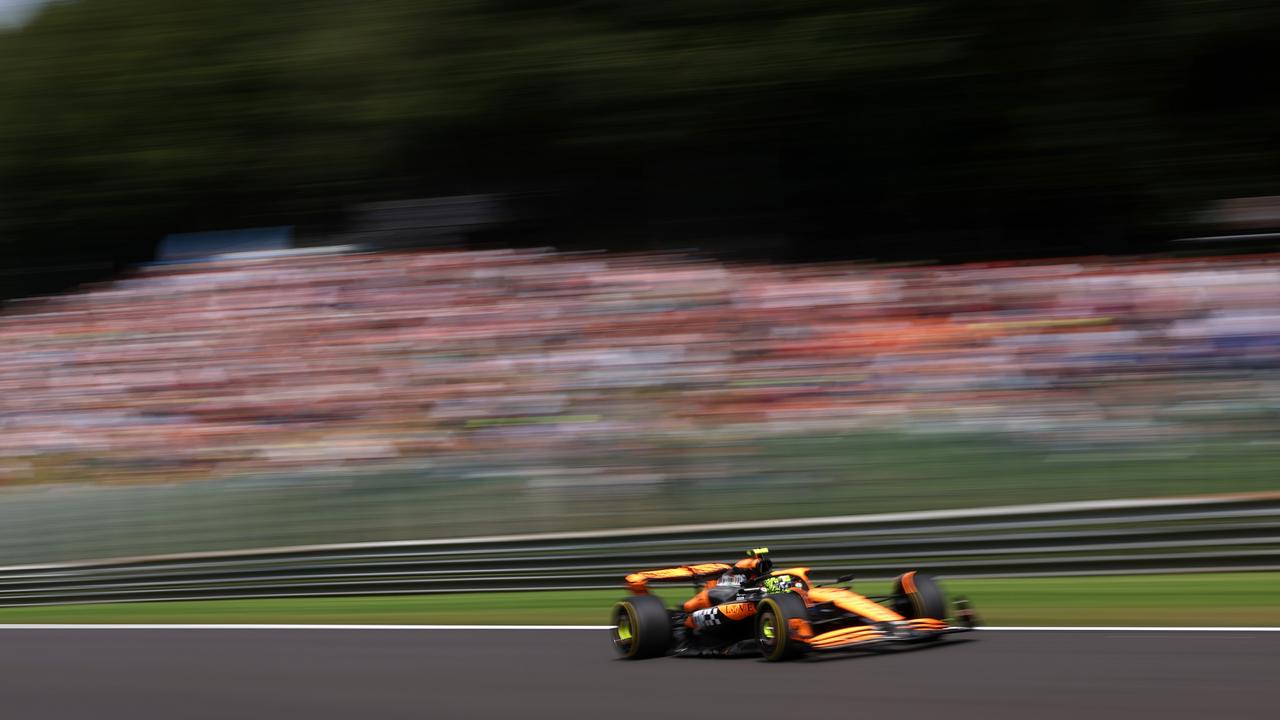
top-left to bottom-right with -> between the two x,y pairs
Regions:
2,0 -> 1279,279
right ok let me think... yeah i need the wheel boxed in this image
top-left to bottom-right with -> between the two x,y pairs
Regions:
756,592 -> 809,662
611,595 -> 673,659
892,571 -> 948,620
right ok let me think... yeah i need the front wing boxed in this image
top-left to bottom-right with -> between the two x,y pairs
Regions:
804,617 -> 974,652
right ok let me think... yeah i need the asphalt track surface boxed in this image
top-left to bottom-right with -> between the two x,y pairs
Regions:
2,629 -> 1276,719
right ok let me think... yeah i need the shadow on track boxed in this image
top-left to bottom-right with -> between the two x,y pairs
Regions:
612,636 -> 976,663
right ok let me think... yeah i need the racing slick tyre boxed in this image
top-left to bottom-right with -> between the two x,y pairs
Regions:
892,571 -> 948,621
612,595 -> 672,659
756,592 -> 809,662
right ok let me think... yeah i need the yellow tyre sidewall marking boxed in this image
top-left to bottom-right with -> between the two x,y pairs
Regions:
761,599 -> 787,661
613,602 -> 640,657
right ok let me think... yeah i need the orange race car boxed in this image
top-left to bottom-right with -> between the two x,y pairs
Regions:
611,548 -> 978,661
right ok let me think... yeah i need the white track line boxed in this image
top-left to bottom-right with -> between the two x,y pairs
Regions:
0,624 -> 610,630
0,624 -> 1277,632
977,626 -> 1280,632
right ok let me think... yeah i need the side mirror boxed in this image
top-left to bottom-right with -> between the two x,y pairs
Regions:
835,574 -> 856,584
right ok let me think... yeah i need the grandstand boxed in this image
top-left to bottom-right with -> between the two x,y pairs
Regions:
2,247 -> 1278,489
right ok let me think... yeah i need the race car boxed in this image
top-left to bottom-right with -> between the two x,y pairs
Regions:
611,548 -> 978,661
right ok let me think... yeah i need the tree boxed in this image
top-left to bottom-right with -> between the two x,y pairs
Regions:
1,0 -> 1279,292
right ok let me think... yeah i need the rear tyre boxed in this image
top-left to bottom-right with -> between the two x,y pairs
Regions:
892,571 -> 948,620
756,592 -> 809,662
611,595 -> 672,659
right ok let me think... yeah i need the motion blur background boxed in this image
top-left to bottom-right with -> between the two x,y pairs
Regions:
1,0 -> 1278,564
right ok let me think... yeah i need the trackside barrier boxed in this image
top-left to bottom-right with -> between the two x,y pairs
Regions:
0,494 -> 1276,606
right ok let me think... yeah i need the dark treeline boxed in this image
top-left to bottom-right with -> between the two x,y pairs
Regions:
2,0 -> 1279,296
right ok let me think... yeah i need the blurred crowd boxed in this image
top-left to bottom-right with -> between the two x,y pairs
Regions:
1,247 -> 1278,484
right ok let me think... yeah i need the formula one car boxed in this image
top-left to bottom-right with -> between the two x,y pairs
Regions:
611,548 -> 978,661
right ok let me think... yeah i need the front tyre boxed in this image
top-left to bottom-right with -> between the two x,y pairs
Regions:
611,595 -> 672,659
892,571 -> 948,620
756,593 -> 809,662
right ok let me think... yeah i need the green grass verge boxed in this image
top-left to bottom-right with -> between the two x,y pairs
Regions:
0,573 -> 1276,626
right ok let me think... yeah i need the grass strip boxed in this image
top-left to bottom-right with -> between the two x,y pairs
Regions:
0,573 -> 1276,627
